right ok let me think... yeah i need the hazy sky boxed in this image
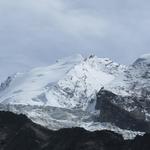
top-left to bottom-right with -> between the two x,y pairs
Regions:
0,0 -> 150,81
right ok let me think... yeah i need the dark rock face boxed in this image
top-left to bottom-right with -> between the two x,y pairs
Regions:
0,76 -> 12,91
95,89 -> 150,132
44,128 -> 124,150
0,111 -> 52,150
125,134 -> 150,150
0,111 -> 150,150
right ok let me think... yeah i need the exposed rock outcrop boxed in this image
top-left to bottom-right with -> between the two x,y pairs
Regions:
95,89 -> 150,132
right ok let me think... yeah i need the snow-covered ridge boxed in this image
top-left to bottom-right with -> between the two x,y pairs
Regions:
139,53 -> 150,61
0,54 -> 126,110
132,53 -> 150,68
0,54 -> 150,109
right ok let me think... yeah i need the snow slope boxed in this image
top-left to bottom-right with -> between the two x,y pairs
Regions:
0,54 -> 125,110
1,53 -> 150,109
0,54 -> 83,106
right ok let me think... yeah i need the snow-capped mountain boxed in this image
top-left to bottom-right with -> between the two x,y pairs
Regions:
0,54 -> 126,110
0,54 -> 150,139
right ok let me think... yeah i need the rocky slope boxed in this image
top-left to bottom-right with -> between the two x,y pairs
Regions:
1,111 -> 150,150
95,89 -> 150,132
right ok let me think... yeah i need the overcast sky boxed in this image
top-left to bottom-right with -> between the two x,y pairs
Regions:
0,0 -> 150,81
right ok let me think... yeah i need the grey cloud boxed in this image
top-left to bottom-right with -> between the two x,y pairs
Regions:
0,0 -> 150,81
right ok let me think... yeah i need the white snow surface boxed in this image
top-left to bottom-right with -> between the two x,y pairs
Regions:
0,54 -> 124,110
0,53 -> 150,108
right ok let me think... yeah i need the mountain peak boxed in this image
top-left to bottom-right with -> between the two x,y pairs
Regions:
139,53 -> 150,60
132,53 -> 150,68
